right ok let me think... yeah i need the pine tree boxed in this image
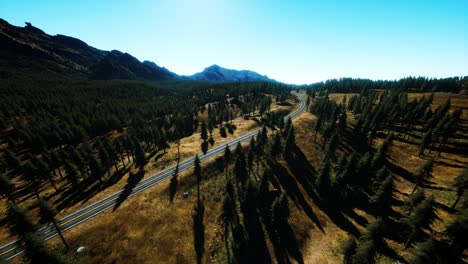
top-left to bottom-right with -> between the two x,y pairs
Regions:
23,161 -> 40,198
33,156 -> 58,193
368,175 -> 393,215
341,235 -> 357,264
6,202 -> 37,241
169,163 -> 179,203
451,165 -> 467,209
64,161 -> 82,193
445,208 -> 467,255
194,155 -> 201,202
23,233 -> 71,264
403,190 -> 425,215
234,151 -> 248,187
338,109 -> 347,134
98,140 -> 111,177
351,219 -> 384,264
0,173 -> 15,203
201,141 -> 209,155
410,239 -> 441,264
4,149 -> 20,171
134,140 -> 147,167
220,125 -> 227,138
89,154 -> 104,184
419,129 -> 432,156
6,203 -> 67,264
402,196 -> 436,249
38,198 -> 69,250
411,159 -> 434,194
271,193 -> 290,242
193,199 -> 205,264
351,240 -> 375,264
201,121 -> 208,142
247,145 -> 255,177
271,132 -> 282,157
315,157 -> 331,196
223,145 -> 232,180
284,125 -> 296,154
104,139 -> 119,171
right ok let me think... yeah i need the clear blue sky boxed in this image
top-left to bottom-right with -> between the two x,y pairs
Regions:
1,0 -> 467,84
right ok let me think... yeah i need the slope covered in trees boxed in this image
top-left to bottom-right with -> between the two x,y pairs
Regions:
0,78 -> 292,258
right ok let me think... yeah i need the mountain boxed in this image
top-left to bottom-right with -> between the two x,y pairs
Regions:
0,19 -> 177,81
188,64 -> 275,82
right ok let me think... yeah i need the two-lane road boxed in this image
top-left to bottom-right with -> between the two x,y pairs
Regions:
0,92 -> 306,261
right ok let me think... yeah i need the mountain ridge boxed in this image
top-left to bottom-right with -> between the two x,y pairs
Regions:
187,64 -> 275,82
0,19 -> 277,83
0,19 -> 178,81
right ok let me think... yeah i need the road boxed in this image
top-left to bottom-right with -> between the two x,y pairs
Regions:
0,92 -> 306,261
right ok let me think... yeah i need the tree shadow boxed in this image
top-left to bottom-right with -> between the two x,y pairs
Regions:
267,160 -> 324,233
386,160 -> 415,183
113,169 -> 145,211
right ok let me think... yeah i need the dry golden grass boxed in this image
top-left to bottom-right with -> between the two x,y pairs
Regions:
300,92 -> 468,262
0,97 -> 297,250
7,91 -> 467,263
5,97 -> 298,263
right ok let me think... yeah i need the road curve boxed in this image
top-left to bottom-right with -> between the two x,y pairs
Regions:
0,92 -> 306,261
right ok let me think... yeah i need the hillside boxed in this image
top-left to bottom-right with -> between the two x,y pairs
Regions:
40,89 -> 467,264
188,64 -> 275,83
0,19 -> 178,81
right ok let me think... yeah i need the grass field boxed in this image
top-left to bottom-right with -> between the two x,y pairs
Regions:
7,91 -> 468,263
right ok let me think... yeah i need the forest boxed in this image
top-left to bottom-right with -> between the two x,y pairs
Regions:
0,78 -> 291,263
0,76 -> 466,264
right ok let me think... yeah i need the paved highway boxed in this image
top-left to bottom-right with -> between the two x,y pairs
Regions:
0,92 -> 306,261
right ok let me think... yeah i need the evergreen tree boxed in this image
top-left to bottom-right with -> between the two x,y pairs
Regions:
315,157 -> 331,196
201,141 -> 209,155
234,152 -> 248,187
23,234 -> 71,264
38,198 -> 69,250
98,140 -> 111,177
0,173 -> 15,203
169,163 -> 179,203
410,239 -> 442,264
445,208 -> 468,255
7,202 -> 70,261
271,132 -> 282,157
23,161 -> 40,198
403,190 -> 425,215
368,175 -> 393,215
89,154 -> 104,184
351,240 -> 375,264
247,145 -> 255,177
64,161 -> 82,193
341,235 -> 357,264
419,129 -> 432,156
193,200 -> 205,264
6,202 -> 37,242
411,159 -> 434,194
402,196 -> 436,249
134,140 -> 147,167
220,125 -> 227,138
451,165 -> 467,209
314,116 -> 322,142
223,145 -> 232,180
283,125 -> 296,156
351,219 -> 384,264
271,193 -> 291,243
194,155 -> 201,202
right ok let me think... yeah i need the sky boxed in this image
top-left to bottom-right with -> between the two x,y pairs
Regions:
1,0 -> 467,84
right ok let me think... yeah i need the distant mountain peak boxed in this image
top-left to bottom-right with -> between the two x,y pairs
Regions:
188,65 -> 275,83
206,64 -> 221,70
